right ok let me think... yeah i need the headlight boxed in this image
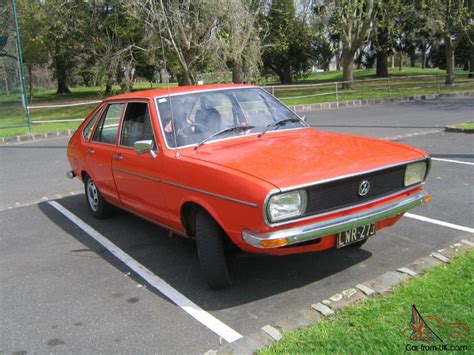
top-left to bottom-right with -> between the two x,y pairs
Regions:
267,190 -> 307,222
404,161 -> 427,186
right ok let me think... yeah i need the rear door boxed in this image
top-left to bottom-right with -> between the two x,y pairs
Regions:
111,101 -> 168,224
85,102 -> 125,206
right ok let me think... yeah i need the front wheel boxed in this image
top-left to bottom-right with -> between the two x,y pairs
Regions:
84,175 -> 113,219
195,210 -> 233,289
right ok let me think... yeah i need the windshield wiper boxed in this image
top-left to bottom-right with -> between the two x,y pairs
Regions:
195,125 -> 255,149
258,117 -> 304,137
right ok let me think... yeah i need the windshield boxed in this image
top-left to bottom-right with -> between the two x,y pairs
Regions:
156,88 -> 305,148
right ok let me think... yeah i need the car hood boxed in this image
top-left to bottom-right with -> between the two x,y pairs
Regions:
182,128 -> 427,190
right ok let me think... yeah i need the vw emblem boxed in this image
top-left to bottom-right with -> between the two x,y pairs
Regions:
358,180 -> 371,196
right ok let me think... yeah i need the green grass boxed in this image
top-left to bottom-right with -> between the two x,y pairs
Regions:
451,122 -> 474,130
0,69 -> 472,138
260,250 -> 474,354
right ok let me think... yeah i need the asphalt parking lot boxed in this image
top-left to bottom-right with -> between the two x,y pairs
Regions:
1,97 -> 473,354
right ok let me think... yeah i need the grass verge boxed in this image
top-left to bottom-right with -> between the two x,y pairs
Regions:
260,250 -> 473,354
0,68 -> 472,138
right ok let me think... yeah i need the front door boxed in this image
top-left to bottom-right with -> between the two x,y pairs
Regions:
111,101 -> 168,224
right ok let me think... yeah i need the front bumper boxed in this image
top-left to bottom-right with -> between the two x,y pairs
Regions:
242,191 -> 429,249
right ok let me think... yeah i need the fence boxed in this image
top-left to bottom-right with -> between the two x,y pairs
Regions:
263,72 -> 474,106
0,0 -> 31,132
1,72 -> 473,136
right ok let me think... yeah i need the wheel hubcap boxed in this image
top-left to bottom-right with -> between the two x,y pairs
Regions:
87,180 -> 99,212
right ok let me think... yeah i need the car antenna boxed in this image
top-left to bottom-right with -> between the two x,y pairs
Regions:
159,27 -> 179,158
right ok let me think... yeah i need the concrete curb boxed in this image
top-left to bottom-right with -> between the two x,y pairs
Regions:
289,91 -> 474,114
212,236 -> 474,355
0,129 -> 74,144
444,123 -> 474,134
2,91 -> 473,145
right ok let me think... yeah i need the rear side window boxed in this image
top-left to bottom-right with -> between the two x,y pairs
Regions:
92,103 -> 124,144
82,108 -> 102,141
120,102 -> 155,147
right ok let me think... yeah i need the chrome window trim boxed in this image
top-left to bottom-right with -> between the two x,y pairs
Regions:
111,167 -> 258,208
117,100 -> 158,150
154,87 -> 307,151
263,157 -> 430,227
91,102 -> 126,146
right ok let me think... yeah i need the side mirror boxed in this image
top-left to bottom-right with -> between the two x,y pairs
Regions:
134,140 -> 157,158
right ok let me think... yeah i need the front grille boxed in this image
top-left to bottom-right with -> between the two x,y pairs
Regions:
303,165 -> 406,216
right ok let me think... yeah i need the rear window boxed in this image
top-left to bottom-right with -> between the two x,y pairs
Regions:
92,103 -> 124,144
82,108 -> 102,141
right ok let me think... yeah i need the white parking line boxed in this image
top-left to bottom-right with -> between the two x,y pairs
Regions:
405,213 -> 474,234
431,158 -> 474,166
48,201 -> 243,343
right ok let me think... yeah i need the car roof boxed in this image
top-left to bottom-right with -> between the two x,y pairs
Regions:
105,83 -> 255,101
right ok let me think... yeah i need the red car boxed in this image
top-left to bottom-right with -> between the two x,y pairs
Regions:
67,84 -> 430,288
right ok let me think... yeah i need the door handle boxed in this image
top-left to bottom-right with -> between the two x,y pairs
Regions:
87,148 -> 94,154
113,154 -> 124,161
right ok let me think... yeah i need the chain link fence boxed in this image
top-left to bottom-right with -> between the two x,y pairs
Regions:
0,0 -> 30,132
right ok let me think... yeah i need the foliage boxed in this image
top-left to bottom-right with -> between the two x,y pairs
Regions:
261,250 -> 474,354
262,0 -> 316,84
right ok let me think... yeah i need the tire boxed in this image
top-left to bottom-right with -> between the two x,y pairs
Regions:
84,175 -> 113,219
195,210 -> 233,289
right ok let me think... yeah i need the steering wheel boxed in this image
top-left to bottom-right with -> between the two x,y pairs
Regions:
176,122 -> 207,138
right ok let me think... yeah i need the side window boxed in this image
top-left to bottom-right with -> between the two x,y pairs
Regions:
92,103 -> 124,144
120,102 -> 155,147
82,107 -> 102,141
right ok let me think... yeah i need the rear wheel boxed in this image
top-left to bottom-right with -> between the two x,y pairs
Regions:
195,210 -> 233,289
84,175 -> 113,219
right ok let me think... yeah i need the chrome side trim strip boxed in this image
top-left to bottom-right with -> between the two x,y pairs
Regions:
111,167 -> 258,208
161,179 -> 259,208
112,167 -> 161,183
243,191 -> 428,248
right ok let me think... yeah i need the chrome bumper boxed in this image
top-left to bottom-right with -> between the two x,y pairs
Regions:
242,191 -> 428,248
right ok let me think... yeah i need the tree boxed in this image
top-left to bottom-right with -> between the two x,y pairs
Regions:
323,0 -> 376,89
82,1 -> 147,93
43,0 -> 86,94
262,0 -> 316,84
18,0 -> 49,103
135,0 -> 224,86
218,0 -> 261,83
424,0 -> 473,84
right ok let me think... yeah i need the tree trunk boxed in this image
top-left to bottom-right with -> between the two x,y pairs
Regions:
342,49 -> 354,90
232,59 -> 244,84
469,43 -> 474,78
55,51 -> 71,94
273,66 -> 292,84
27,64 -> 33,105
376,51 -> 388,78
421,45 -> 427,69
178,70 -> 194,86
445,40 -> 455,85
398,51 -> 403,71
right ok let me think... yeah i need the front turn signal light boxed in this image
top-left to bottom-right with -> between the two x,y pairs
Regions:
424,194 -> 431,203
260,238 -> 288,248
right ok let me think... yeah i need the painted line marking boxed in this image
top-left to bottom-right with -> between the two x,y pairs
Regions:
405,213 -> 474,234
47,201 -> 243,343
383,129 -> 442,141
431,158 -> 474,166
